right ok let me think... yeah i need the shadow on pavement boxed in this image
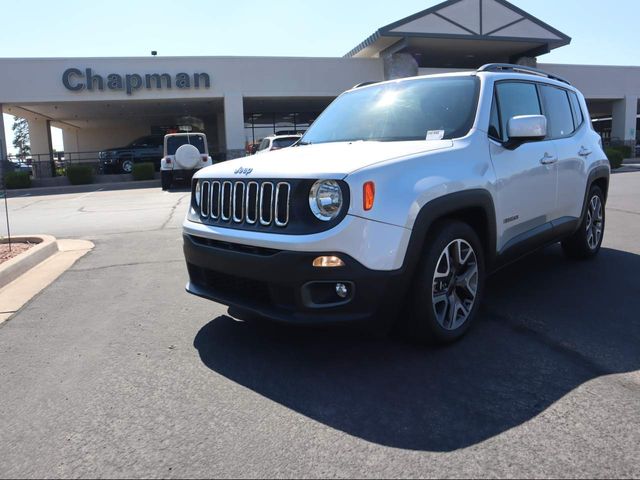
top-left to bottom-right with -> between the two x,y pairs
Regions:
194,246 -> 640,452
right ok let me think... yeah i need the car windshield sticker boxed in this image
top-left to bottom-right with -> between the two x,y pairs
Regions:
426,130 -> 445,141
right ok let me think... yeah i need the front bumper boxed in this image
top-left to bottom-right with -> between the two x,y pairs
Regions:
100,159 -> 117,173
183,233 -> 405,325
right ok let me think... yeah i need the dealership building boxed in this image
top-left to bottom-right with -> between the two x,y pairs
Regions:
0,0 -> 638,173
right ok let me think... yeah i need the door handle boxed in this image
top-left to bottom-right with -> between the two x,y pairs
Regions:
540,153 -> 558,165
578,147 -> 592,157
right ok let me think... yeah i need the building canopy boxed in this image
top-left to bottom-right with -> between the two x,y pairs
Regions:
346,0 -> 571,68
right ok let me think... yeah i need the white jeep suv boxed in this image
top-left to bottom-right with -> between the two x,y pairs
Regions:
161,133 -> 212,190
255,134 -> 302,154
182,64 -> 609,344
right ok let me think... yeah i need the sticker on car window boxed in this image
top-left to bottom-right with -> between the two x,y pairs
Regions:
426,130 -> 445,141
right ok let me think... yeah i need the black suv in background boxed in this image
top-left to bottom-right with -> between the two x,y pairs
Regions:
99,135 -> 164,174
2,160 -> 33,176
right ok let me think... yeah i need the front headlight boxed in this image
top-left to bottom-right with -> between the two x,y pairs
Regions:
309,180 -> 343,221
195,180 -> 202,206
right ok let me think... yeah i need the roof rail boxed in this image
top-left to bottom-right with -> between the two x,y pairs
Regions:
352,81 -> 381,89
478,63 -> 572,86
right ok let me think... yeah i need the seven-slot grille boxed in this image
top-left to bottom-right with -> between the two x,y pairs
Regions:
199,180 -> 291,228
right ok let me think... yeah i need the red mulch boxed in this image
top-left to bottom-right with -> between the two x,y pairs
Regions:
0,242 -> 35,264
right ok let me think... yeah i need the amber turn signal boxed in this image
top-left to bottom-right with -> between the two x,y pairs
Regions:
312,256 -> 345,268
363,181 -> 375,211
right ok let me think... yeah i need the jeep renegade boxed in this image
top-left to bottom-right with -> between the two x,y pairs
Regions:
182,64 -> 610,344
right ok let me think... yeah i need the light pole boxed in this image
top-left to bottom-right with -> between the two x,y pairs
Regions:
0,137 -> 10,251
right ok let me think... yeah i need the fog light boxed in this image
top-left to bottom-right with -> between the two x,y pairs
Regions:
336,283 -> 348,298
312,256 -> 345,268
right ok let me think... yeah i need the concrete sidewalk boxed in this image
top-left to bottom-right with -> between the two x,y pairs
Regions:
0,239 -> 93,323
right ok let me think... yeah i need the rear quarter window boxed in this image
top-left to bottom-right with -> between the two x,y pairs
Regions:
568,91 -> 585,130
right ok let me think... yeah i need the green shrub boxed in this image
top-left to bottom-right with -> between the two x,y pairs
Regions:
66,165 -> 94,185
610,145 -> 632,158
131,162 -> 155,181
604,147 -> 624,170
4,171 -> 31,189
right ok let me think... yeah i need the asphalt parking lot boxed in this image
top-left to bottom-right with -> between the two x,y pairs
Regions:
1,172 -> 640,478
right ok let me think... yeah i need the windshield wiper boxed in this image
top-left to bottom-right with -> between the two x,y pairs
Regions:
296,140 -> 312,146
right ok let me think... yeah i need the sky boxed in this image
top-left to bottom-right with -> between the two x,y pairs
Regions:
2,0 -> 639,153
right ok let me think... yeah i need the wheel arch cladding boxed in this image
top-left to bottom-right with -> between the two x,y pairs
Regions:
582,166 -> 610,219
404,189 -> 497,273
591,175 -> 609,202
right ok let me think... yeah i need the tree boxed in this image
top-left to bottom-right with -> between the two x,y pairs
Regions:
12,117 -> 30,160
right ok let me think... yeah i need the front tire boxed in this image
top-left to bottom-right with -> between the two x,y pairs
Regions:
407,220 -> 485,345
562,185 -> 605,259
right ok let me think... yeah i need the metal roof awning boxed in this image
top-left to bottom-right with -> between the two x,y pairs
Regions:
346,0 -> 571,68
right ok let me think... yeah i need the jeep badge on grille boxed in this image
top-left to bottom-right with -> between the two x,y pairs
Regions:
234,167 -> 253,175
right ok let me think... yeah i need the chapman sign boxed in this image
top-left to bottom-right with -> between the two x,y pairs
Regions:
62,68 -> 211,95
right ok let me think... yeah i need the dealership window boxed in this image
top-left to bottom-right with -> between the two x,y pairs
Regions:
244,112 -> 319,147
275,113 -> 295,135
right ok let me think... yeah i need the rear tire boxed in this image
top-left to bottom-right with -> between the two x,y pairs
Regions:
161,170 -> 172,191
562,185 -> 605,260
407,220 -> 485,345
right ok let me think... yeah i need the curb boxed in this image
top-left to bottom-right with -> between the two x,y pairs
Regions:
6,179 -> 161,198
0,235 -> 59,289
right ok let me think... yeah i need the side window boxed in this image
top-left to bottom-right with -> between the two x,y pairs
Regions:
568,91 -> 584,130
540,85 -> 575,139
495,82 -> 541,142
488,95 -> 501,140
134,136 -> 153,147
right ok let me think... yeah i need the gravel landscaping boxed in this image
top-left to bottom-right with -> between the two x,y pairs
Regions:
0,242 -> 34,264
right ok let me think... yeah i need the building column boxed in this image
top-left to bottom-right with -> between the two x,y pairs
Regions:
223,93 -> 246,160
383,53 -> 419,80
0,106 -> 7,163
216,112 -> 226,154
611,95 -> 638,151
62,128 -> 80,154
27,117 -> 54,177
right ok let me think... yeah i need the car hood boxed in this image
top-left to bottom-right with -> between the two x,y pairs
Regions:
101,146 -> 129,153
195,140 -> 454,179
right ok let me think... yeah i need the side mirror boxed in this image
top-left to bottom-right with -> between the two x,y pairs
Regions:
505,115 -> 547,149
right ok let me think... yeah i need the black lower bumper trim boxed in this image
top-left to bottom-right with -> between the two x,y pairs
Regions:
183,234 -> 406,325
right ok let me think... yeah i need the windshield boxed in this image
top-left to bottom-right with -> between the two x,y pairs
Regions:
166,135 -> 206,155
301,76 -> 479,144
